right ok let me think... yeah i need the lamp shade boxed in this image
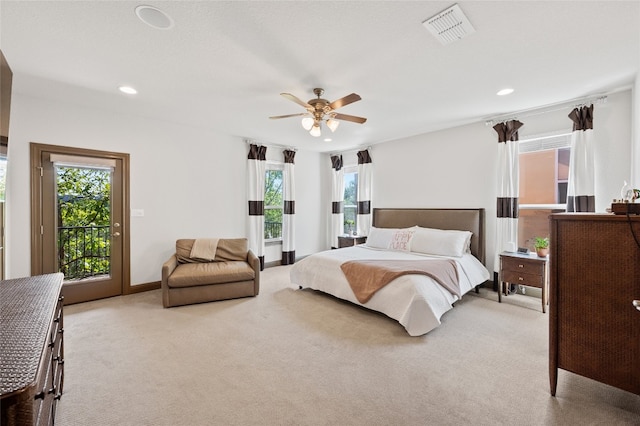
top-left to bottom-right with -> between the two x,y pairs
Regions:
327,118 -> 340,132
301,117 -> 314,131
309,124 -> 322,137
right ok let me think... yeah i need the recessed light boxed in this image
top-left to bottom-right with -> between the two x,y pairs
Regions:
497,88 -> 514,96
135,5 -> 174,30
119,86 -> 138,95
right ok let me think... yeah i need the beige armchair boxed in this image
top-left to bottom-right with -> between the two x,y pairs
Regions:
161,238 -> 259,308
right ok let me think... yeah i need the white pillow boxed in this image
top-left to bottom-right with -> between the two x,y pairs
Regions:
410,227 -> 472,257
388,228 -> 415,252
365,227 -> 398,249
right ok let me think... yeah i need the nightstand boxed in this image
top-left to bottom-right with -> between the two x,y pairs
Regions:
337,235 -> 367,248
499,251 -> 549,313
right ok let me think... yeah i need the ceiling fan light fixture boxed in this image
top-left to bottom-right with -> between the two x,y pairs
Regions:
301,117 -> 314,130
327,118 -> 340,132
309,124 -> 322,137
269,88 -> 366,139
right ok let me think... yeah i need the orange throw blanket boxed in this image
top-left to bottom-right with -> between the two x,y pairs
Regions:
340,259 -> 460,303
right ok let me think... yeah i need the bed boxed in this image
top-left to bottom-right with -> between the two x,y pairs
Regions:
290,208 -> 490,336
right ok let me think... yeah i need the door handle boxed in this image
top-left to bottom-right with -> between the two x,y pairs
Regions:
633,300 -> 640,312
112,232 -> 121,237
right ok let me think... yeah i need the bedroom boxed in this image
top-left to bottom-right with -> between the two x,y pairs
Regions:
1,1 -> 639,424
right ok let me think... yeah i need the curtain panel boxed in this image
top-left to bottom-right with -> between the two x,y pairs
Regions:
356,149 -> 373,237
493,120 -> 523,274
566,104 -> 595,212
330,155 -> 344,249
281,150 -> 296,265
247,144 -> 266,270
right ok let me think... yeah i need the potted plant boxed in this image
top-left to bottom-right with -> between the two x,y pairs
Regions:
344,219 -> 355,236
534,237 -> 549,257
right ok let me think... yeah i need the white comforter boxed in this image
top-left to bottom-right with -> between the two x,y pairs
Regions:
289,246 -> 490,336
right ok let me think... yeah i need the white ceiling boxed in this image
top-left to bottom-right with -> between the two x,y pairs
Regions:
1,1 -> 639,153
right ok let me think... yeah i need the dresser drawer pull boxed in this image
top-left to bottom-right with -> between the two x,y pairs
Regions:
58,295 -> 64,302
58,328 -> 64,335
633,300 -> 640,312
518,277 -> 524,281
518,264 -> 524,268
34,391 -> 45,400
54,392 -> 63,400
48,386 -> 56,395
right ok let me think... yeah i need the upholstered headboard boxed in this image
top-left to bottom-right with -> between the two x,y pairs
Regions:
372,208 -> 486,265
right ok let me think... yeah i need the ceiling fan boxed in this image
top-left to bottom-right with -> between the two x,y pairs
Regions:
269,88 -> 367,137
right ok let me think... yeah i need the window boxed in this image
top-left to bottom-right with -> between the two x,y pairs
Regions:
264,165 -> 283,242
518,132 -> 571,250
343,167 -> 358,235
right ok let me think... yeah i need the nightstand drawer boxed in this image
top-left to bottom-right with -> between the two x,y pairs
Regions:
501,257 -> 543,276
337,236 -> 367,248
502,270 -> 544,288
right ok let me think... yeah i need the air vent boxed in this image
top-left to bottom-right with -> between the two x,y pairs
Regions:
422,4 -> 475,45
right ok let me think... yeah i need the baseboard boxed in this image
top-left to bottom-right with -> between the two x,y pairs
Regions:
126,281 -> 160,294
265,254 -> 311,269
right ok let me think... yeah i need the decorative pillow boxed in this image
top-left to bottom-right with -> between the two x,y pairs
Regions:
365,227 -> 398,249
410,227 -> 472,257
388,229 -> 416,252
175,238 -> 248,263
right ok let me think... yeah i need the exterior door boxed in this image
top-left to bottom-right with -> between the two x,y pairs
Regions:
31,143 -> 130,304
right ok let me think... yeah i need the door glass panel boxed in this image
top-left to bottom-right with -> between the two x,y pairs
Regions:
55,165 -> 112,281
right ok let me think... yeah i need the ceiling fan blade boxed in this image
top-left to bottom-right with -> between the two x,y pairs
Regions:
269,113 -> 308,119
329,93 -> 361,110
333,113 -> 367,124
281,93 -> 312,109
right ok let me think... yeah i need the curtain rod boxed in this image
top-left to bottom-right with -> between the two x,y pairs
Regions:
484,94 -> 608,127
244,139 -> 297,152
329,145 -> 372,157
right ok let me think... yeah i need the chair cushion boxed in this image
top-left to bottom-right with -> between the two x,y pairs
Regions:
176,238 -> 248,264
167,261 -> 255,288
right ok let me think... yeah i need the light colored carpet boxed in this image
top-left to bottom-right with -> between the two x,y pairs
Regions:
56,265 -> 639,425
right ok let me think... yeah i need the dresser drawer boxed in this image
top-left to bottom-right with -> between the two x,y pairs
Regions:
502,270 -> 544,288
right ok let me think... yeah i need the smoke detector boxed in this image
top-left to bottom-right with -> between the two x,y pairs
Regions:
422,4 -> 476,45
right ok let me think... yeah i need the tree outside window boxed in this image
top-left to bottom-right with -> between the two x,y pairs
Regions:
56,166 -> 111,280
344,171 -> 357,235
265,168 -> 283,241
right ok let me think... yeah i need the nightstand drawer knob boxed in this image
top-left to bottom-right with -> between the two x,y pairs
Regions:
518,264 -> 524,268
518,277 -> 524,281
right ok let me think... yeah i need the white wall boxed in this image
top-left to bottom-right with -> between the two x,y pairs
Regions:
5,88 -> 635,282
369,89 -> 634,273
6,93 -> 325,282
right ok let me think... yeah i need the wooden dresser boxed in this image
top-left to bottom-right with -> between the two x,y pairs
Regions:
549,213 -> 639,396
1,273 -> 65,425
